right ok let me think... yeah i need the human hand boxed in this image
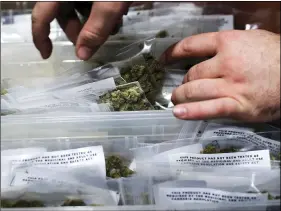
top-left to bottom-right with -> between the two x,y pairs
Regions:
32,2 -> 131,60
160,29 -> 280,122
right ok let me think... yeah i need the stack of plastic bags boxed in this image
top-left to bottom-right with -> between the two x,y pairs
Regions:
1,117 -> 280,209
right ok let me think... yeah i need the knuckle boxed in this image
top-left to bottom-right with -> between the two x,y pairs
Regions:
183,84 -> 192,99
181,38 -> 195,56
96,2 -> 127,15
217,30 -> 240,45
81,29 -> 106,45
220,56 -> 239,73
188,64 -> 201,81
220,99 -> 237,117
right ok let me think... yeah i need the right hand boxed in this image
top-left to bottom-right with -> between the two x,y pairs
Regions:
32,2 -> 131,60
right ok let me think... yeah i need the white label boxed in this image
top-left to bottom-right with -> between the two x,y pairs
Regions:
19,99 -> 80,110
11,169 -> 81,188
154,143 -> 203,162
169,150 -> 271,170
2,147 -> 47,157
237,134 -> 280,156
201,124 -> 280,155
11,170 -> 117,206
17,100 -> 94,114
157,187 -> 267,206
54,77 -> 116,100
10,146 -> 106,179
201,126 -> 254,139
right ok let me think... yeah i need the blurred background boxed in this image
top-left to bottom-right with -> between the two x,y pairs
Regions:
1,1 -> 280,32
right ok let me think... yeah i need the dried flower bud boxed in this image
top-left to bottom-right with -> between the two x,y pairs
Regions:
5,200 -> 45,208
1,199 -> 13,208
155,30 -> 169,38
1,89 -> 7,95
105,155 -> 134,178
99,83 -> 154,111
61,199 -> 86,206
201,145 -> 238,154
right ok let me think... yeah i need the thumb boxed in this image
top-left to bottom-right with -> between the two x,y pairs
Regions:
75,2 -> 130,60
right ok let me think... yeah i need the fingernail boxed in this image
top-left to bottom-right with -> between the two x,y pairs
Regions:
77,46 -> 93,60
173,106 -> 187,116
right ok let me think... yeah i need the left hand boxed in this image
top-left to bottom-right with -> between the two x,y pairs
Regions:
160,29 -> 280,123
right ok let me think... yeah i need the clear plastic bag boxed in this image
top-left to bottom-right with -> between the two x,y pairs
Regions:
132,132 -> 280,177
130,138 -> 203,177
118,176 -> 154,205
119,14 -> 233,39
153,172 -> 270,207
2,167 -> 118,207
52,77 -> 117,102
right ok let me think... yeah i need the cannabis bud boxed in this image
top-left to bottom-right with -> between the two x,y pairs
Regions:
201,145 -> 238,154
61,199 -> 86,206
1,89 -> 7,95
248,191 -> 280,200
1,199 -> 45,208
270,153 -> 281,161
119,54 -> 165,105
99,83 -> 154,111
155,30 -> 169,38
105,155 -> 135,178
1,199 -> 13,208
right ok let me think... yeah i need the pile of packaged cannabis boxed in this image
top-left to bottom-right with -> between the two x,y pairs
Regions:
1,120 -> 280,208
1,3 -> 280,211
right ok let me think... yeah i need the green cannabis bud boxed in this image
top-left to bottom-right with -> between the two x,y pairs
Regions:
270,154 -> 276,160
119,54 -> 165,104
1,199 -> 13,208
99,83 -> 154,111
270,153 -> 280,161
248,191 -> 280,200
90,204 -> 103,206
261,191 -> 275,200
141,193 -> 150,204
201,145 -> 238,154
105,155 -> 134,178
1,110 -> 16,116
120,64 -> 155,98
156,30 -> 169,38
1,89 -> 7,95
3,200 -> 45,208
200,145 -> 217,154
123,192 -> 150,205
61,199 -> 86,206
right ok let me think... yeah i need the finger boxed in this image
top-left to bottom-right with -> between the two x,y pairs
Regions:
173,97 -> 241,120
76,2 -> 131,60
56,3 -> 82,45
172,78 -> 228,104
111,18 -> 123,35
160,32 -> 218,65
32,2 -> 60,59
183,57 -> 221,83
